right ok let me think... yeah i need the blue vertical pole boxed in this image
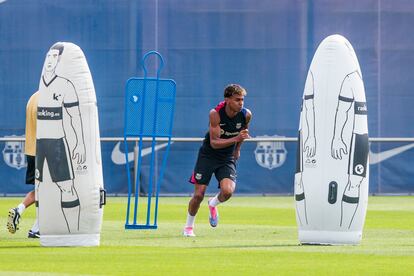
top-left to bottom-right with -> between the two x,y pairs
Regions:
145,52 -> 163,226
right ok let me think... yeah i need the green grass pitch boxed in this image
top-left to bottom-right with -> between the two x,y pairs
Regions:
0,196 -> 413,275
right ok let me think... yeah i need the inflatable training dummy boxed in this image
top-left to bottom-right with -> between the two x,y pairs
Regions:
36,42 -> 105,246
295,35 -> 369,245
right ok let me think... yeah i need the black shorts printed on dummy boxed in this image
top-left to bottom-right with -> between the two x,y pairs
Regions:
36,138 -> 74,182
189,149 -> 237,187
348,133 -> 368,177
25,155 -> 35,185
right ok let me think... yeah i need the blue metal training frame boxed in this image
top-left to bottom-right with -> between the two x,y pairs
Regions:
124,51 -> 176,229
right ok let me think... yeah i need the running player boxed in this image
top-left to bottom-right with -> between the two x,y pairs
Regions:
183,84 -> 252,237
7,91 -> 40,238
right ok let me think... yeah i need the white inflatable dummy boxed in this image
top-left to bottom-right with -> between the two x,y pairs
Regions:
36,42 -> 105,246
294,35 -> 369,244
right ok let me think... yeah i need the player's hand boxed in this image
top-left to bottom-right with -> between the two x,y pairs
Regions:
331,138 -> 347,160
72,145 -> 86,164
236,129 -> 250,142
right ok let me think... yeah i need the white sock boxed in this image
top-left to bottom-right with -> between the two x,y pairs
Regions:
31,218 -> 39,232
185,213 -> 195,228
209,194 -> 221,207
17,203 -> 26,215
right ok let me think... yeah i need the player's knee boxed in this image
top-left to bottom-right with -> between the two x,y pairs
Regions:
221,188 -> 233,200
192,192 -> 205,203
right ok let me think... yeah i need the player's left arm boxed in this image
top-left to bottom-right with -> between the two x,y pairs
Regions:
234,109 -> 252,160
64,81 -> 86,164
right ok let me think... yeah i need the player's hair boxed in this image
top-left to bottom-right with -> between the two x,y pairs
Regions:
224,84 -> 247,98
51,44 -> 64,56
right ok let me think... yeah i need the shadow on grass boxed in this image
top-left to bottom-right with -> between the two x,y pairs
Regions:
0,245 -> 40,249
189,243 -> 302,249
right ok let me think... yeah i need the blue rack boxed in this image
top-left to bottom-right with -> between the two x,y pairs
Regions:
124,51 -> 176,229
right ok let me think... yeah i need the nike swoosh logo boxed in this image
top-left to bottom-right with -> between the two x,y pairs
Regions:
111,142 -> 171,165
369,143 -> 414,165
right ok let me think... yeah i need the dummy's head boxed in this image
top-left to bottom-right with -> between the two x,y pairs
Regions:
44,43 -> 64,73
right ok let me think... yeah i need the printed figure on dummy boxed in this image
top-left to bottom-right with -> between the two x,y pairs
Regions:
36,43 -> 86,233
295,71 -> 316,226
330,71 -> 368,229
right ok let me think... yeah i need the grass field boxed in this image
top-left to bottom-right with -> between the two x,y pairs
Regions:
0,196 -> 413,275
